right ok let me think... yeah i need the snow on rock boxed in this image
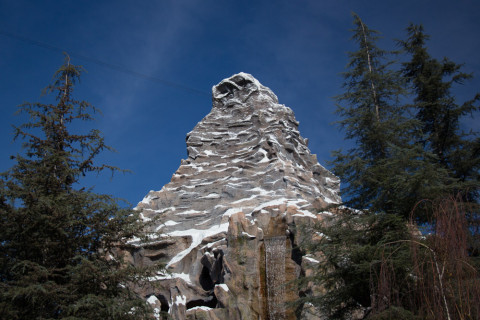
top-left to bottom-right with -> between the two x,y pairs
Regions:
304,256 -> 320,264
166,222 -> 229,267
149,272 -> 192,284
174,295 -> 186,306
147,296 -> 161,320
188,306 -> 213,311
129,73 -> 342,320
147,295 -> 160,305
135,73 -> 340,233
216,283 -> 229,292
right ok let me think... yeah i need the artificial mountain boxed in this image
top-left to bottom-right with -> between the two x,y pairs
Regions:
127,73 -> 340,320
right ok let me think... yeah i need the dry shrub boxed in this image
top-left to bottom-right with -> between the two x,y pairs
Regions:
371,195 -> 480,320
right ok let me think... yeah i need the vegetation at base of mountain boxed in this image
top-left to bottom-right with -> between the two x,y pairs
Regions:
299,12 -> 479,320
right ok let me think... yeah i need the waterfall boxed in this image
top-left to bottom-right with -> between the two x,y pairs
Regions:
264,236 -> 286,320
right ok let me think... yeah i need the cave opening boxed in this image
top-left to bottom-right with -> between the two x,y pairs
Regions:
186,294 -> 218,310
199,265 -> 215,291
288,230 -> 304,266
158,294 -> 169,313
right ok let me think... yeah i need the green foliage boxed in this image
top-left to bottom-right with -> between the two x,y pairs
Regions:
0,55 -> 154,319
298,211 -> 412,319
301,14 -> 480,320
330,13 -> 453,221
400,23 -> 480,200
331,15 -> 479,221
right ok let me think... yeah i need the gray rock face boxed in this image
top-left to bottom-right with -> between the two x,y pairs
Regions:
131,73 -> 340,319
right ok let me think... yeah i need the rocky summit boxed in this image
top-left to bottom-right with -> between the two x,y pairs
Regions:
128,73 -> 340,320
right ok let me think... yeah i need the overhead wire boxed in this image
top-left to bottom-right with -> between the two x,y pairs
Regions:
0,29 -> 210,96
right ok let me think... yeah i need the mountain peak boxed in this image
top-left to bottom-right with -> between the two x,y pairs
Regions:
132,73 -> 340,319
212,72 -> 278,105
137,73 -> 339,234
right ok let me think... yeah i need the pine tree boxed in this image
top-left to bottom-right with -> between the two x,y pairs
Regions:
0,55 -> 154,319
330,13 -> 451,220
400,24 -> 480,270
400,24 -> 480,199
298,14 -> 474,319
297,211 -> 414,319
331,12 -> 402,211
296,14 -> 418,319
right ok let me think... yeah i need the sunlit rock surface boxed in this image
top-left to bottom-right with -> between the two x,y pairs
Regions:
131,73 -> 340,319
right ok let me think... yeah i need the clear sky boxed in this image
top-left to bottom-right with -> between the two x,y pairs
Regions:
1,0 -> 479,206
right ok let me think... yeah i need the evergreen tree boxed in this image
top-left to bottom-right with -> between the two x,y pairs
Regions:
400,24 -> 480,198
298,14 -> 480,319
298,211 -> 414,319
331,13 -> 451,220
0,55 -> 154,319
331,12 -> 402,212
400,24 -> 480,266
296,15 -> 419,319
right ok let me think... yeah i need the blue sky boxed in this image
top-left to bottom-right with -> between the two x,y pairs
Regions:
1,0 -> 479,206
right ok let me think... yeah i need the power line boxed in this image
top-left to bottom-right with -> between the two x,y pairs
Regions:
0,29 -> 210,97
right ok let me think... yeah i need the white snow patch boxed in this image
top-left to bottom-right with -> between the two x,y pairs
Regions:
166,223 -> 229,267
223,208 -> 241,217
147,295 -> 161,319
231,194 -> 260,204
202,193 -> 220,199
126,236 -> 140,244
325,177 -> 338,184
257,149 -> 269,163
292,211 -> 317,219
247,187 -> 272,196
231,158 -> 244,163
316,232 -> 331,240
139,212 -> 151,222
319,211 -> 333,216
149,272 -> 192,284
211,167 -> 231,173
188,306 -> 213,311
214,163 -> 227,167
153,206 -> 176,214
252,198 -> 288,211
147,295 -> 160,305
201,238 -> 225,249
153,308 -> 160,319
140,192 -> 155,204
323,195 -> 338,204
216,283 -> 229,292
304,256 -> 320,263
195,218 -> 212,226
175,295 -> 186,305
241,231 -> 256,239
176,209 -> 205,216
190,165 -> 204,173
